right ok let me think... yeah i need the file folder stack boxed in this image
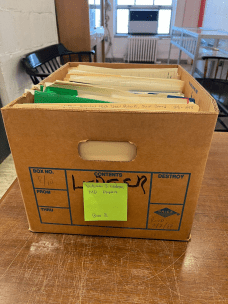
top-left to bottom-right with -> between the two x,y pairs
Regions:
25,64 -> 199,113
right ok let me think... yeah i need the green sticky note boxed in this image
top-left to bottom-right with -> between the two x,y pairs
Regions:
83,183 -> 128,221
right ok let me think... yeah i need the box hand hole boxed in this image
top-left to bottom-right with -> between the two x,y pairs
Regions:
78,141 -> 137,162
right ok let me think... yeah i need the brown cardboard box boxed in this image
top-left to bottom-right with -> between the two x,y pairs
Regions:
1,63 -> 218,241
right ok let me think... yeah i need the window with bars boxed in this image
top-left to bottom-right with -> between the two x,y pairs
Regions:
115,0 -> 173,35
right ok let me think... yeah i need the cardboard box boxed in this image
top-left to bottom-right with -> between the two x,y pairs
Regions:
2,63 -> 218,241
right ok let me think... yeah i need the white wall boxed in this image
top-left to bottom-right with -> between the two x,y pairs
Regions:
0,0 -> 58,106
105,0 -> 200,62
203,0 -> 228,31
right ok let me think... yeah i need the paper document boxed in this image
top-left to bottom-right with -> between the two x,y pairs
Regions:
69,65 -> 180,79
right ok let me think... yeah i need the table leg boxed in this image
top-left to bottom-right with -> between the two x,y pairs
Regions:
191,39 -> 201,76
178,49 -> 182,64
207,39 -> 219,77
168,43 -> 172,64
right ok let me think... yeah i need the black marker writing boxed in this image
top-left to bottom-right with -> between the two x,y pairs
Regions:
72,174 -> 147,194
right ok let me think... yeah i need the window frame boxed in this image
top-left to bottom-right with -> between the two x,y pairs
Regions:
114,0 -> 173,37
89,2 -> 102,30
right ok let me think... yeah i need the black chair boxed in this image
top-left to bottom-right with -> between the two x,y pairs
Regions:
196,56 -> 228,132
21,43 -> 95,85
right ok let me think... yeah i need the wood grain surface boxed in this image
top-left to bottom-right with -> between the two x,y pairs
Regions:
0,132 -> 227,304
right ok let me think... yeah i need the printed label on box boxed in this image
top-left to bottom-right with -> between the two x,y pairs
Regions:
29,167 -> 190,231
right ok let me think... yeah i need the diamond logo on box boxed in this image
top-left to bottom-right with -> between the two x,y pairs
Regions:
154,208 -> 180,218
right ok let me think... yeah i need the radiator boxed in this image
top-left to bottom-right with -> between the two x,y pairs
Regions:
127,36 -> 158,63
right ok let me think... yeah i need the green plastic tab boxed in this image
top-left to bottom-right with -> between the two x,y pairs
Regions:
34,90 -> 110,104
45,86 -> 78,96
83,182 -> 128,221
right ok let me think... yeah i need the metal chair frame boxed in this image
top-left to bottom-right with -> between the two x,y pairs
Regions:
197,56 -> 228,132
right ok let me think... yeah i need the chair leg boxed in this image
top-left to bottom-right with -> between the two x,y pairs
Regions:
215,59 -> 220,78
218,117 -> 228,131
204,59 -> 208,78
31,76 -> 38,85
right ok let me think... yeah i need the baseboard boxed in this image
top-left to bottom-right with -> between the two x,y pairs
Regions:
105,58 -> 125,63
157,59 -> 189,64
105,58 -> 189,64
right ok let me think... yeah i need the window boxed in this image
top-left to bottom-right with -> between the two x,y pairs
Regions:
116,0 -> 173,35
89,0 -> 102,30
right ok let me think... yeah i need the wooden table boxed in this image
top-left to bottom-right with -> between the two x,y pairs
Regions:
0,133 -> 228,304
